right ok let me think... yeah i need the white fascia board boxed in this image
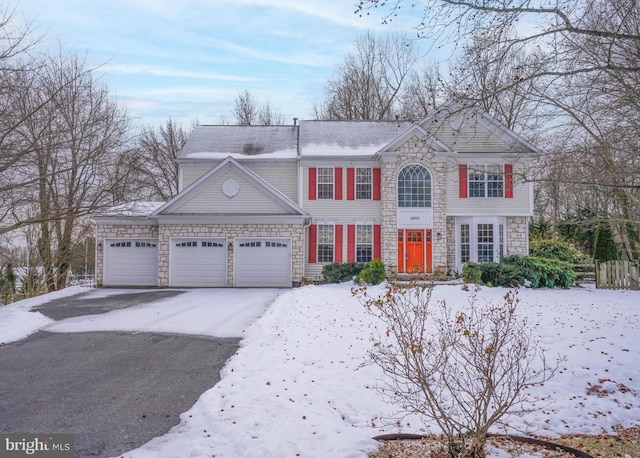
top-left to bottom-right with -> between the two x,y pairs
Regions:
92,216 -> 158,226
447,211 -> 534,217
154,215 -> 309,225
378,124 -> 451,154
476,113 -> 543,156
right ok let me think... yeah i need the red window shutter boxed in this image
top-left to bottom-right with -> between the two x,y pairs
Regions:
308,167 -> 316,200
374,224 -> 381,259
335,168 -> 343,200
308,224 -> 317,263
504,164 -> 513,198
347,168 -> 355,200
373,168 -> 382,201
347,225 -> 356,263
459,164 -> 468,198
334,224 -> 343,263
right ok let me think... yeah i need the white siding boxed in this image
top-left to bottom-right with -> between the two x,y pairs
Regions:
181,164 -> 215,190
302,161 -> 383,280
175,170 -> 287,214
301,161 -> 382,222
244,161 -> 299,203
445,161 -> 531,215
180,161 -> 298,202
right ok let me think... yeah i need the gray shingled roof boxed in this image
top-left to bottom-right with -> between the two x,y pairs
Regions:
298,120 -> 411,155
178,120 -> 413,159
179,125 -> 299,159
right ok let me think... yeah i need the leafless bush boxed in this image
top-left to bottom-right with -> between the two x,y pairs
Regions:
354,283 -> 561,458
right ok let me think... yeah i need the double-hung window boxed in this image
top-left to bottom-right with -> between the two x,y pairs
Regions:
356,225 -> 373,263
477,224 -> 494,263
317,167 -> 334,199
317,224 -> 334,262
469,165 -> 504,198
355,168 -> 372,199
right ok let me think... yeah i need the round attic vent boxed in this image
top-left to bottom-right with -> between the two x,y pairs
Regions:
222,179 -> 240,197
449,114 -> 465,131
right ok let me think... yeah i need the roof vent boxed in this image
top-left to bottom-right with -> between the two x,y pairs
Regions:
293,117 -> 298,126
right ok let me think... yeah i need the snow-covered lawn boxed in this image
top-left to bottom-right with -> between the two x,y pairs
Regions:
1,283 -> 639,457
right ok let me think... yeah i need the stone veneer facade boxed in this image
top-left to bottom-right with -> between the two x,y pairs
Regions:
157,223 -> 304,287
381,136 -> 449,274
506,216 -> 529,255
96,222 -> 304,287
380,138 -> 530,276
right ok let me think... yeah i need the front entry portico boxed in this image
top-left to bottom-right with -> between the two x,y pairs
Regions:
397,229 -> 432,273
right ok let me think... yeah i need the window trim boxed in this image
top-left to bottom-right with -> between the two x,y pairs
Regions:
317,167 -> 334,200
355,167 -> 373,200
317,224 -> 335,263
397,163 -> 432,208
468,165 -> 505,198
355,224 -> 373,263
456,217 -> 507,270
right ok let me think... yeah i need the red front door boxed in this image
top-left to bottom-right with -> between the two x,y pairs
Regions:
398,229 -> 432,273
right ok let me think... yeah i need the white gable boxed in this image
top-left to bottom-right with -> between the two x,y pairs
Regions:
155,157 -> 307,217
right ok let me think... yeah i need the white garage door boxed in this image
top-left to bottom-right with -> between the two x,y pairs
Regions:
104,239 -> 158,286
235,238 -> 291,287
170,238 -> 227,287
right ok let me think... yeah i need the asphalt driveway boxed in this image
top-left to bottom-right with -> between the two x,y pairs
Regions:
0,289 -> 279,457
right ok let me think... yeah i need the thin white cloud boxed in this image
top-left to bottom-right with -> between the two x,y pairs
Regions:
204,37 -> 334,68
116,0 -> 380,30
229,0 -> 378,29
102,64 -> 262,82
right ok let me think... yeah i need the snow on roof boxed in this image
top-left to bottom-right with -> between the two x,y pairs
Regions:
298,120 -> 411,156
177,120 -> 413,159
179,125 -> 299,159
94,201 -> 165,217
185,149 -> 298,160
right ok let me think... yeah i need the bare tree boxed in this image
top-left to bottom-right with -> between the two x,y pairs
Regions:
233,90 -> 284,126
357,0 -> 640,259
132,119 -> 191,200
258,99 -> 284,126
357,283 -> 559,458
10,50 -> 130,290
449,39 -> 546,136
398,64 -> 446,121
314,32 -> 419,120
232,89 -> 258,125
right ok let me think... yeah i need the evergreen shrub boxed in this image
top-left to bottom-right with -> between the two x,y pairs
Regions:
529,238 -> 591,264
322,262 -> 367,283
355,258 -> 386,285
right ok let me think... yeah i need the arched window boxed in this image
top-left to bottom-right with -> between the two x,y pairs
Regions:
398,164 -> 432,208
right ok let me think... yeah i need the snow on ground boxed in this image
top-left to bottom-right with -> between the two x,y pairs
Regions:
46,288 -> 282,338
0,286 -> 86,344
1,282 -> 639,457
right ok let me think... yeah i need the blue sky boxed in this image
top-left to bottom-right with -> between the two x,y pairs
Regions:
17,0 -> 424,128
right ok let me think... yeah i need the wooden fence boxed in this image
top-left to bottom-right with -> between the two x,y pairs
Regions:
595,260 -> 640,290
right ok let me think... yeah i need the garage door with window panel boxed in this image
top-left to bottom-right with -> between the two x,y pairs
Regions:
170,238 -> 227,287
235,238 -> 291,287
104,239 -> 158,286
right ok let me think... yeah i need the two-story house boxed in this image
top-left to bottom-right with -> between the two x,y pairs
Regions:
94,105 -> 536,287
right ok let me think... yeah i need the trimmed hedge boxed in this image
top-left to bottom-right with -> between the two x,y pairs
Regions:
462,256 -> 577,289
322,262 -> 367,283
